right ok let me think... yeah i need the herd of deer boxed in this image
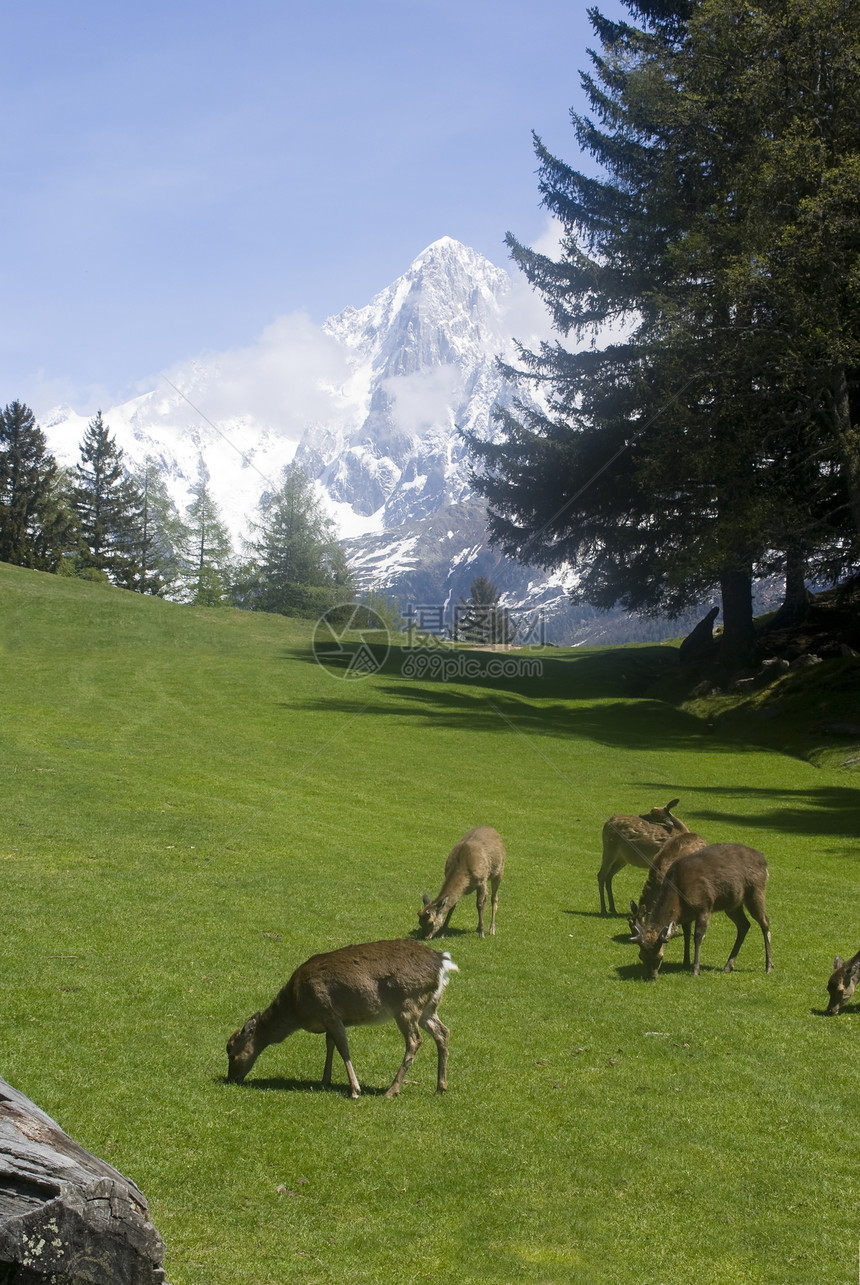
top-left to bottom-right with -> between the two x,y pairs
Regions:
226,802 -> 852,1096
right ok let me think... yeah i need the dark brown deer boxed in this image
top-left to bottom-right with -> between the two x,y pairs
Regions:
826,949 -> 860,1015
630,843 -> 773,979
598,799 -> 686,916
226,939 -> 458,1097
627,830 -> 709,933
419,826 -> 505,939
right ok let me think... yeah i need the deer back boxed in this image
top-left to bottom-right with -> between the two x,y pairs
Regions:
629,831 -> 709,926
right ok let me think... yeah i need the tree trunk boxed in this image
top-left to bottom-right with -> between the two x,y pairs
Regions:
0,1076 -> 168,1284
719,565 -> 756,669
771,544 -> 811,626
830,364 -> 860,540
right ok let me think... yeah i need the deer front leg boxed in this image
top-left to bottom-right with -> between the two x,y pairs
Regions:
322,1033 -> 336,1087
692,914 -> 711,975
476,882 -> 488,937
325,1019 -> 362,1098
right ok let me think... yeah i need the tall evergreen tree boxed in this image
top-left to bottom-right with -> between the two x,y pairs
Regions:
0,401 -> 76,570
242,463 -> 354,615
182,480 -> 234,605
468,0 -> 860,666
453,577 -> 518,644
128,457 -> 188,596
72,412 -> 143,586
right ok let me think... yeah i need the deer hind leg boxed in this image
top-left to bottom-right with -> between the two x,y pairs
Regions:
723,907 -> 750,973
385,1009 -> 423,1100
476,881 -> 489,937
421,1011 -> 450,1093
489,875 -> 501,935
324,1018 -> 362,1098
598,855 -> 622,916
746,887 -> 773,973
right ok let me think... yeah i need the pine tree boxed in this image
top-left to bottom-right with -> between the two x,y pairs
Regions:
71,412 -> 143,586
128,458 -> 188,596
467,0 -> 860,666
182,480 -> 234,605
0,401 -> 77,570
453,577 -> 517,644
242,463 -> 354,615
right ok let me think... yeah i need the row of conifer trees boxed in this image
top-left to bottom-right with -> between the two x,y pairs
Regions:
0,400 -> 354,613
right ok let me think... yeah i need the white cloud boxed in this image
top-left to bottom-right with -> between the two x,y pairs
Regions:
163,311 -> 356,441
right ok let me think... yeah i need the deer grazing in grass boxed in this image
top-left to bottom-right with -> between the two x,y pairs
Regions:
226,939 -> 458,1098
627,830 -> 709,933
630,843 -> 773,980
826,949 -> 860,1015
418,826 -> 505,939
598,799 -> 687,916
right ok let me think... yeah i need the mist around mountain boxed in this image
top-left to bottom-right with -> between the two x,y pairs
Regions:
39,237 -> 715,645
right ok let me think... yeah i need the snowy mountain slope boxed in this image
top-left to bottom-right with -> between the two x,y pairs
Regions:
39,236 -> 694,643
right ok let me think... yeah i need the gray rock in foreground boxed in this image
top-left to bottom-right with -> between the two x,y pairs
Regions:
0,1076 -> 168,1284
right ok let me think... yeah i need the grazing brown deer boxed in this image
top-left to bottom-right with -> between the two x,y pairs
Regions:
598,799 -> 687,916
419,826 -> 505,939
630,843 -> 773,979
826,949 -> 860,1015
227,939 -> 458,1097
627,830 -> 709,932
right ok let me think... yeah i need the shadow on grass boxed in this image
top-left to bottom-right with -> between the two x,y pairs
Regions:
564,908 -> 623,920
283,641 -> 860,840
405,925 -> 475,941
222,1075 -> 388,1096
614,959 -> 738,980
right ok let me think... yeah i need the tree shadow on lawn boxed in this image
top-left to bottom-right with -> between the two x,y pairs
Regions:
292,641 -> 679,705
282,659 -> 717,753
668,781 -> 860,843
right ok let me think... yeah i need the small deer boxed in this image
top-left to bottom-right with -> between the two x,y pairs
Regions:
826,949 -> 860,1015
598,799 -> 687,916
226,938 -> 458,1097
630,842 -> 773,979
418,825 -> 505,939
627,830 -> 709,933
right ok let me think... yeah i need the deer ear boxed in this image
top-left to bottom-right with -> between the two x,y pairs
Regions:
834,956 -> 844,970
422,892 -> 431,906
438,896 -> 449,909
630,900 -> 638,917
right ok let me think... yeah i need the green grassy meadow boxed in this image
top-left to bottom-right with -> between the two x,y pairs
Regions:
1,560 -> 859,1284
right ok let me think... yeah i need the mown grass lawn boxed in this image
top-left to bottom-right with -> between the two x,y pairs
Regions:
1,560 -> 859,1284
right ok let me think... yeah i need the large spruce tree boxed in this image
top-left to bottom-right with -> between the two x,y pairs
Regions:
72,412 -> 143,586
182,480 -> 234,605
129,457 -> 188,596
0,401 -> 76,570
468,0 -> 860,665
242,463 -> 354,615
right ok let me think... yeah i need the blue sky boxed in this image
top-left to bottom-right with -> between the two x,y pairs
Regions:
2,0 -> 625,413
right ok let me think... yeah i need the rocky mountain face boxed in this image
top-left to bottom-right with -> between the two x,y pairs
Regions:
40,236 -> 714,644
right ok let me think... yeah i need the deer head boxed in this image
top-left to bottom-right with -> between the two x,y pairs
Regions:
826,955 -> 860,1016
